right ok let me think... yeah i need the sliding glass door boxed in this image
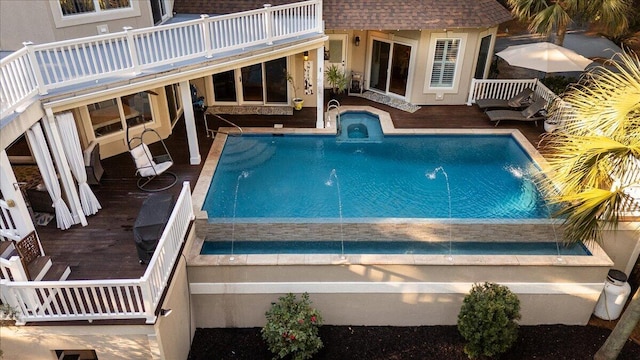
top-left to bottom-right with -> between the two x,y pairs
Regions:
368,38 -> 415,98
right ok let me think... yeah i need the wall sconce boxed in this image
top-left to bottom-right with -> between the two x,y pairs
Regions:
354,36 -> 360,47
160,308 -> 173,317
303,51 -> 309,61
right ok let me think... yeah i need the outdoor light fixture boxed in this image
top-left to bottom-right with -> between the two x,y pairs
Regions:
303,51 -> 309,61
160,308 -> 173,317
354,36 -> 360,46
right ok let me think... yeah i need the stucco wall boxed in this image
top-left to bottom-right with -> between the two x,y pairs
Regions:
0,0 -> 154,51
1,325 -> 158,360
156,254 -> 194,360
187,257 -> 612,328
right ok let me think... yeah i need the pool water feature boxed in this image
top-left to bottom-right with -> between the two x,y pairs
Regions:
336,111 -> 384,142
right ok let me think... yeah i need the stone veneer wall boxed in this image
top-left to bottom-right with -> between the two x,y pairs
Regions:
195,219 -> 559,242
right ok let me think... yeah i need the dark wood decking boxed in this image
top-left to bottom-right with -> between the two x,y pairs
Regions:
34,97 -> 547,280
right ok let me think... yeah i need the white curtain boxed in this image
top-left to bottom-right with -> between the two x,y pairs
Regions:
26,122 -> 74,230
56,112 -> 102,216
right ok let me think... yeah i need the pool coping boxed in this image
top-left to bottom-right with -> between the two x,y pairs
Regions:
188,106 -> 613,268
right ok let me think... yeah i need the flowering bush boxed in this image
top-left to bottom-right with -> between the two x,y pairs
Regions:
261,293 -> 323,360
457,282 -> 521,359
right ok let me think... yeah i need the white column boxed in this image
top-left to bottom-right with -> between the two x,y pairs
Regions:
316,46 -> 325,128
0,150 -> 34,238
179,80 -> 201,165
43,108 -> 87,226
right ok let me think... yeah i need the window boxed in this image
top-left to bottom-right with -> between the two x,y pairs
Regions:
88,92 -> 153,138
51,0 -> 140,28
430,39 -> 460,88
59,0 -> 131,16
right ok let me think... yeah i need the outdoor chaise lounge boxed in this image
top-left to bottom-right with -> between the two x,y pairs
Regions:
485,98 -> 548,126
475,88 -> 534,110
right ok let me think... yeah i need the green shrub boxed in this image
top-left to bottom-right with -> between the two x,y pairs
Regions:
261,293 -> 323,360
540,75 -> 577,95
457,282 -> 521,359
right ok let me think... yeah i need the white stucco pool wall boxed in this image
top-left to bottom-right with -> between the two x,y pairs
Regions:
188,106 -> 620,327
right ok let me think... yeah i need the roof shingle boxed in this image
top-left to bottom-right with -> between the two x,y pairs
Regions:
173,0 -> 512,30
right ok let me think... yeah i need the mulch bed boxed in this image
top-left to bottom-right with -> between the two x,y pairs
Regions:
188,325 -> 640,360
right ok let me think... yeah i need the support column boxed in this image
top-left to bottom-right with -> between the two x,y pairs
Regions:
0,150 -> 34,238
179,80 -> 201,165
316,46 -> 325,128
43,108 -> 87,226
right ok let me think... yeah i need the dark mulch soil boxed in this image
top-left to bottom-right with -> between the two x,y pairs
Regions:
188,325 -> 640,360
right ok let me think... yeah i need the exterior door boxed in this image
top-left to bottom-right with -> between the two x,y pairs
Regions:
368,38 -> 414,98
324,34 -> 348,74
151,0 -> 170,25
474,35 -> 492,79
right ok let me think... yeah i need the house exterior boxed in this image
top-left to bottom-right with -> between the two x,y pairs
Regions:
175,0 -> 512,108
0,0 -> 174,51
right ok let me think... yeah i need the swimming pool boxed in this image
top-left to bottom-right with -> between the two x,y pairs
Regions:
202,133 -> 549,221
188,107 -> 613,329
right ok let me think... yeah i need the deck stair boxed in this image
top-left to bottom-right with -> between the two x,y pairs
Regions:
2,233 -> 70,282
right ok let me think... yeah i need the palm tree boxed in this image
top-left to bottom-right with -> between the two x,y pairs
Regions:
540,51 -> 639,359
507,0 -> 631,45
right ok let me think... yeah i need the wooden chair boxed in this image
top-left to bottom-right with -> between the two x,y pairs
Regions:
14,231 -> 50,281
13,231 -> 70,281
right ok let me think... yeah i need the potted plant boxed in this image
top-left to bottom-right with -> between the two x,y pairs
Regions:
286,71 -> 304,110
325,64 -> 348,99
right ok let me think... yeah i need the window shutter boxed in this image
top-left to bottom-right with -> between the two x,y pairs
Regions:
430,39 -> 460,88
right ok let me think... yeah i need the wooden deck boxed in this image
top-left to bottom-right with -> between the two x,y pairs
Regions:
33,96 -> 547,280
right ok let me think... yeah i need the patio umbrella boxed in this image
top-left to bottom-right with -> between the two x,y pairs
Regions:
496,42 -> 593,73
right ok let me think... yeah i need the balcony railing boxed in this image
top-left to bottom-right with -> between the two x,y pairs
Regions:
466,78 -> 559,106
0,0 -> 323,118
0,182 -> 194,324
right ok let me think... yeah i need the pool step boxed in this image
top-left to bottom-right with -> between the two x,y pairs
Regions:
221,140 -> 275,171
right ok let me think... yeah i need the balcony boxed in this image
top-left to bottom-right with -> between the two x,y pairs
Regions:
0,0 -> 324,120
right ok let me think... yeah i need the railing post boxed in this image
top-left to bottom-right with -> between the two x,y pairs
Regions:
21,42 -> 47,95
316,0 -> 323,34
466,78 -> 478,106
140,281 -> 156,324
263,4 -> 273,45
123,27 -> 141,75
200,14 -> 214,58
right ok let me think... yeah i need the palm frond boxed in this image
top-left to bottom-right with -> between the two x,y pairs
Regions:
541,51 -> 640,245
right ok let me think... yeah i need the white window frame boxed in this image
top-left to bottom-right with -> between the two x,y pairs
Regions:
424,33 -> 467,93
50,0 -> 141,28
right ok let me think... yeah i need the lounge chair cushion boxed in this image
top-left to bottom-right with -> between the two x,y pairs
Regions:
485,98 -> 548,126
131,143 -> 173,178
476,88 -> 533,110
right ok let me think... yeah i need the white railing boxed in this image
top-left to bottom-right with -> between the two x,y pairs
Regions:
0,182 -> 194,324
467,78 -> 560,106
0,48 -> 40,116
0,199 -> 21,241
0,0 -> 323,118
466,78 -> 538,105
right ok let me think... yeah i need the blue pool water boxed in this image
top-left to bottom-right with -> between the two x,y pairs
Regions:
203,133 -> 549,220
201,241 -> 591,256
